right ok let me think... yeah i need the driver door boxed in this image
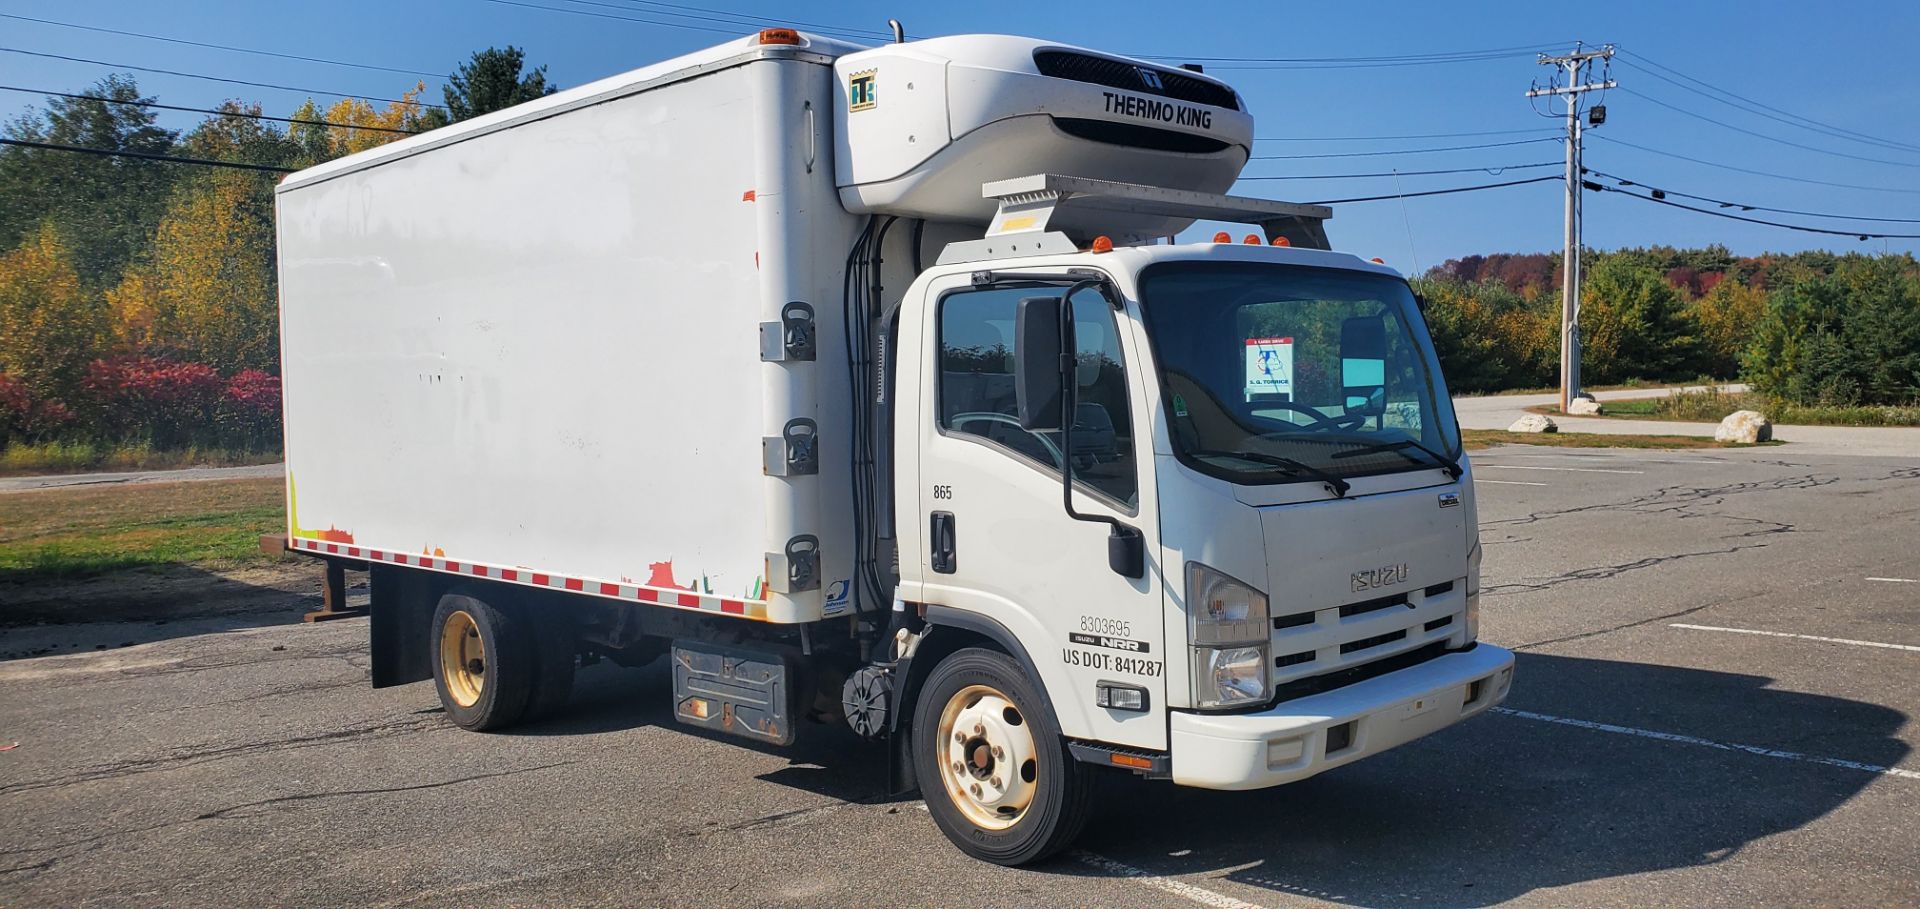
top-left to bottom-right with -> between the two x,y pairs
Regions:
899,273 -> 1166,751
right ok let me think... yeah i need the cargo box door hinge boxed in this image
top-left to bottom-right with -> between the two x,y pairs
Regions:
762,418 -> 818,476
767,534 -> 820,593
759,302 -> 816,362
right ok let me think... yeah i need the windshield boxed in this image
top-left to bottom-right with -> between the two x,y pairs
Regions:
1138,261 -> 1460,486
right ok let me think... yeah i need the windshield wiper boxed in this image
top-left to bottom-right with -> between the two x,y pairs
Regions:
1331,437 -> 1463,479
1188,448 -> 1351,498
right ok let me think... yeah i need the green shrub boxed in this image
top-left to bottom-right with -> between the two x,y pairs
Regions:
1742,258 -> 1920,406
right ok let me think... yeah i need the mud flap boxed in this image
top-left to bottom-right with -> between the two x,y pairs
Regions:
671,641 -> 796,746
369,565 -> 435,688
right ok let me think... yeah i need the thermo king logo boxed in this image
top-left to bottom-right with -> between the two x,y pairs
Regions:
848,69 -> 877,111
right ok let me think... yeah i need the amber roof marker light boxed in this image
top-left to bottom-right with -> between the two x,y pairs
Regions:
757,28 -> 802,45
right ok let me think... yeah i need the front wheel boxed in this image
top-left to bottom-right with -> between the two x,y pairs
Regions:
914,648 -> 1093,865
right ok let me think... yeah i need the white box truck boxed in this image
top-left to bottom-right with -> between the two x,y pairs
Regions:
274,27 -> 1514,865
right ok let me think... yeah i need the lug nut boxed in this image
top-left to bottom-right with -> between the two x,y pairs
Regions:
954,732 -> 966,744
971,783 -> 983,797
991,777 -> 1002,789
992,746 -> 1004,759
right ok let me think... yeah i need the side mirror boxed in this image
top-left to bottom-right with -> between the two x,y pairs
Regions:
1015,295 -> 1067,431
1340,315 -> 1388,418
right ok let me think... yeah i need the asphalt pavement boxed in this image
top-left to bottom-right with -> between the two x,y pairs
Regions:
3,444 -> 1918,907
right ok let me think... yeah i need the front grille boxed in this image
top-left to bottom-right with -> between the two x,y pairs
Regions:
1033,50 -> 1240,111
1340,629 -> 1408,655
1275,649 -> 1316,668
1272,610 -> 1315,630
1272,642 -> 1450,704
1339,592 -> 1407,618
1052,118 -> 1232,153
1267,575 -> 1467,701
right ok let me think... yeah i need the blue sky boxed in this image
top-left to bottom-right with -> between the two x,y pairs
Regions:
4,0 -> 1917,271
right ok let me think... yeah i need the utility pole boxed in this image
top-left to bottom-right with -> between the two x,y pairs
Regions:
1527,45 -> 1614,412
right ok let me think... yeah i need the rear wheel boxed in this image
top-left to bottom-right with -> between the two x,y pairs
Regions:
431,593 -> 534,730
914,648 -> 1093,865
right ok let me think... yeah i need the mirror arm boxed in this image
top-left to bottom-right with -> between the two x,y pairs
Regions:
1049,280 -> 1145,579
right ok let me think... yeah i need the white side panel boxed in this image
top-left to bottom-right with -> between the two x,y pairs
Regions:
279,62 -> 848,621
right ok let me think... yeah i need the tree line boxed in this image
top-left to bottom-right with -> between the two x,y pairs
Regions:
0,48 -> 554,451
1415,246 -> 1920,407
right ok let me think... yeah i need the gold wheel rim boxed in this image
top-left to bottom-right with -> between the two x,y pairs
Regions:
439,609 -> 485,708
935,683 -> 1040,831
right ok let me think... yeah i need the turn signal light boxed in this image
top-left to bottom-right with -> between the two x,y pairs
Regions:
1270,236 -> 1291,247
1090,235 -> 1114,253
757,28 -> 802,45
1212,231 -> 1232,243
1243,234 -> 1261,245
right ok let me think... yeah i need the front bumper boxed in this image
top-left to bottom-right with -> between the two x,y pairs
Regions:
1170,644 -> 1514,790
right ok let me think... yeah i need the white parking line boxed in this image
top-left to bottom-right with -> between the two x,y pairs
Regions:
1493,707 -> 1920,781
1867,577 -> 1918,584
1669,623 -> 1920,654
1072,851 -> 1270,909
1477,479 -> 1550,487
1478,465 -> 1645,475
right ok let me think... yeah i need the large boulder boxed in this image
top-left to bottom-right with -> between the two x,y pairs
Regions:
1509,414 -> 1558,433
1566,395 -> 1604,416
1715,410 -> 1772,444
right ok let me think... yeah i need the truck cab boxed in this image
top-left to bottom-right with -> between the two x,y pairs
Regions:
884,208 -> 1512,860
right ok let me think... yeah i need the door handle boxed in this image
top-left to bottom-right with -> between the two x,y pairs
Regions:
930,511 -> 956,574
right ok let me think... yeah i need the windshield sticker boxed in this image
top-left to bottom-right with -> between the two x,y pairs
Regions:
1172,393 -> 1190,417
1244,336 -> 1294,401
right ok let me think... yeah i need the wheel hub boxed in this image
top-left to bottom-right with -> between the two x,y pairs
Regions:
438,609 -> 487,709
936,685 -> 1039,830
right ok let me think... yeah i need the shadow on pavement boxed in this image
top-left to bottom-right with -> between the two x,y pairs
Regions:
505,658 -> 898,804
0,563 -> 333,661
1048,652 -> 1908,907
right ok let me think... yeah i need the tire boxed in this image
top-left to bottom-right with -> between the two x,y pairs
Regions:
913,647 -> 1094,866
523,611 -> 577,721
430,593 -> 535,731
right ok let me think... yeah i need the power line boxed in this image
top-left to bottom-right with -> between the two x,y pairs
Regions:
0,47 -> 446,110
1305,174 -> 1562,205
1584,168 -> 1920,224
1239,161 -> 1559,180
473,0 -> 880,42
0,84 -> 421,134
0,137 -> 296,173
590,0 -> 895,40
1615,49 -> 1920,156
1589,181 -> 1920,240
1619,86 -> 1920,169
1138,43 -> 1567,70
1589,134 -> 1920,195
1255,128 -> 1559,141
0,13 -> 442,79
1252,136 -> 1560,160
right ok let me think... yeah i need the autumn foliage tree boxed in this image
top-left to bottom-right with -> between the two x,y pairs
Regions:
0,225 -> 108,400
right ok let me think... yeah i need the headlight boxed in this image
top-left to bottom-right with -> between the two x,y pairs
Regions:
1463,541 -> 1482,643
1187,563 -> 1270,709
1193,646 -> 1268,708
1188,563 -> 1269,645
